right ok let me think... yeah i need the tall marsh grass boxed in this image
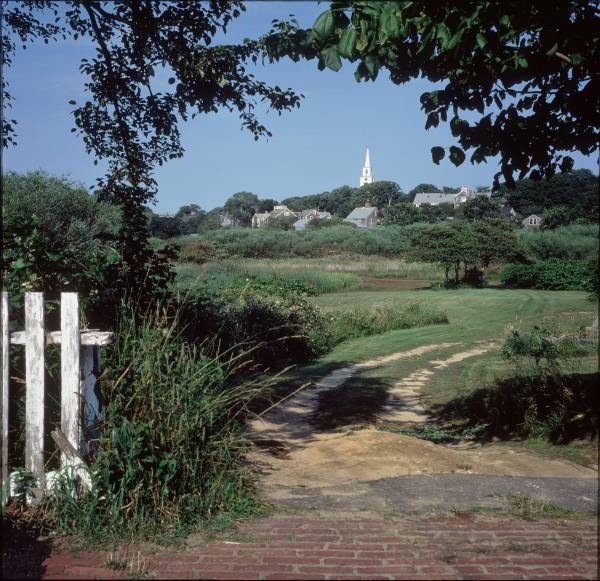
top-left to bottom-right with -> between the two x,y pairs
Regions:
43,306 -> 267,540
332,301 -> 449,342
175,261 -> 361,295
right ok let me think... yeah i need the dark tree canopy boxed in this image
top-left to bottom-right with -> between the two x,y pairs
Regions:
497,169 -> 598,217
459,196 -> 501,221
355,180 -> 405,207
223,191 -> 259,226
262,1 -> 599,188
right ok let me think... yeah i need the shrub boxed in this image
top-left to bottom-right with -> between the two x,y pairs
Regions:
180,286 -> 335,366
177,239 -> 226,264
499,263 -> 537,288
190,224 -> 427,259
500,259 -> 594,290
438,324 -> 598,443
519,224 -> 598,261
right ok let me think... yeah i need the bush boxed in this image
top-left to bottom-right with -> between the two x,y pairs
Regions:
177,239 -> 226,264
500,259 -> 595,290
519,224 -> 598,261
180,284 -> 335,366
499,263 -> 537,288
438,324 -> 598,442
189,224 -> 427,259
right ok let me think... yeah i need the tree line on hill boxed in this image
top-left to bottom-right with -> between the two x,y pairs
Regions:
148,169 -> 598,238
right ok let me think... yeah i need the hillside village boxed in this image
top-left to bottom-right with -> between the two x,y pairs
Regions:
149,148 -> 578,238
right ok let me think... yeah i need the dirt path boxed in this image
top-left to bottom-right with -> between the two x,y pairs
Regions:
247,342 -> 598,510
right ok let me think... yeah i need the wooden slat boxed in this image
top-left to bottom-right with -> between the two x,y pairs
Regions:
81,346 -> 104,455
50,430 -> 91,491
60,293 -> 80,462
1,292 -> 9,495
10,330 -> 112,346
25,292 -> 45,484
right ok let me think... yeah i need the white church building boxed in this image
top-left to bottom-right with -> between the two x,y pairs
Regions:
359,148 -> 374,187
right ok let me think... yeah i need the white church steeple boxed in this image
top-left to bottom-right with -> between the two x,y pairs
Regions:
360,148 -> 374,187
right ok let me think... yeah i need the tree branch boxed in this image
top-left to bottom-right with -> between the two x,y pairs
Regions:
80,0 -> 139,180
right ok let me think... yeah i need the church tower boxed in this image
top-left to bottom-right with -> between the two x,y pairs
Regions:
359,148 -> 374,187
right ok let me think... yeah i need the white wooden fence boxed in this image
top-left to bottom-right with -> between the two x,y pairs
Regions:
1,292 -> 112,502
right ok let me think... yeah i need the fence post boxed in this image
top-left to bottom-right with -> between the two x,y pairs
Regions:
25,292 -> 45,495
1,293 -> 9,494
60,293 -> 80,464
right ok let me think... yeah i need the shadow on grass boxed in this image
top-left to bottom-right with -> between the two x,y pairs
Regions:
432,372 -> 599,443
1,513 -> 52,579
248,360 -> 352,417
311,374 -> 392,431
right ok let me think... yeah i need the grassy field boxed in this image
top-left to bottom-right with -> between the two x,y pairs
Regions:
314,289 -> 597,399
175,257 -> 446,296
232,257 -> 446,280
278,287 -> 598,463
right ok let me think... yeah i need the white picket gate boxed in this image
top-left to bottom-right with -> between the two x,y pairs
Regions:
1,292 -> 112,503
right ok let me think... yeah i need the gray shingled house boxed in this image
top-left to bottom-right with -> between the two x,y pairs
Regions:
344,202 -> 378,228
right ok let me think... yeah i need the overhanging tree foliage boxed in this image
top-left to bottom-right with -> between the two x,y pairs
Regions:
2,0 -> 301,301
262,1 -> 599,188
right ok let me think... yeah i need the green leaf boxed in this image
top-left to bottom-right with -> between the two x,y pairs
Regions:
12,258 -> 28,270
570,53 -> 582,65
356,29 -> 369,52
476,32 -> 487,49
436,23 -> 451,48
545,42 -> 559,56
431,146 -> 445,164
380,7 -> 401,38
517,57 -> 528,68
364,54 -> 379,79
313,11 -> 334,40
449,146 -> 466,166
446,28 -> 464,50
321,46 -> 342,71
338,28 -> 358,58
499,14 -> 510,28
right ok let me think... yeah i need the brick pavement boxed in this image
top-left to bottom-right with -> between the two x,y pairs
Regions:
4,513 -> 598,580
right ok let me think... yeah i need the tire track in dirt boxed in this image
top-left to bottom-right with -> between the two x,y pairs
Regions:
247,342 -> 462,448
378,342 -> 497,424
247,339 -> 596,504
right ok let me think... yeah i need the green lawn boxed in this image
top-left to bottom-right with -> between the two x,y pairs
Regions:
302,288 -> 597,463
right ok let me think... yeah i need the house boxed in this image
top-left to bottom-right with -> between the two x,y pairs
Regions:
499,206 -> 518,219
412,187 -> 492,208
412,193 -> 456,207
251,204 -> 299,228
522,214 -> 542,227
344,201 -> 378,228
293,209 -> 332,230
219,214 -> 235,227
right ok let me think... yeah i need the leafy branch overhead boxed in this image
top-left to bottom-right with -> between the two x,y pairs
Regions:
261,0 -> 599,188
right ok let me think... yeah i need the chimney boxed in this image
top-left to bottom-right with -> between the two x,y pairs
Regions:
364,200 -> 372,208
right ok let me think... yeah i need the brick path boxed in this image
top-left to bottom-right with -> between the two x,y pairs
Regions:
5,513 -> 597,580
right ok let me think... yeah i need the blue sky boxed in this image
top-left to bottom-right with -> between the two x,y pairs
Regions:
4,1 -> 597,213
